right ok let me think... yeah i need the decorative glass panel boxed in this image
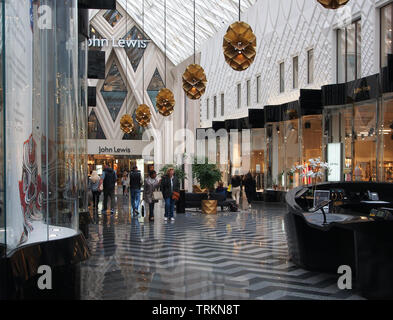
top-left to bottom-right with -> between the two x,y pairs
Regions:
101,61 -> 127,122
89,25 -> 104,51
103,9 -> 122,28
88,109 -> 106,139
123,26 -> 149,72
147,68 -> 165,113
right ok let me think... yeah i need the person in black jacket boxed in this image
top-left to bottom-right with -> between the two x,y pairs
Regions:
100,165 -> 117,214
129,166 -> 142,216
160,167 -> 180,222
243,172 -> 256,209
231,172 -> 242,206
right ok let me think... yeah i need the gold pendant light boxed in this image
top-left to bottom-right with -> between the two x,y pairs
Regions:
223,1 -> 256,71
135,0 -> 152,126
317,0 -> 350,9
120,0 -> 134,134
120,114 -> 135,134
157,0 -> 175,116
182,0 -> 207,100
157,88 -> 175,116
135,104 -> 151,127
182,64 -> 207,100
223,21 -> 256,71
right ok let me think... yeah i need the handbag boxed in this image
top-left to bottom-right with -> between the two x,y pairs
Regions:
99,183 -> 103,192
172,191 -> 180,201
153,191 -> 163,201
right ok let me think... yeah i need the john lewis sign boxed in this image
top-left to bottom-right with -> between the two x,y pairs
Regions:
88,36 -> 148,49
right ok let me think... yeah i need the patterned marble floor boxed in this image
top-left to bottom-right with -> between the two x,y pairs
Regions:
80,194 -> 364,300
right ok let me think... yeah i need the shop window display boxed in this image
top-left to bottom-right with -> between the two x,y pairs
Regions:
3,0 -> 83,253
353,101 -> 378,182
380,94 -> 393,182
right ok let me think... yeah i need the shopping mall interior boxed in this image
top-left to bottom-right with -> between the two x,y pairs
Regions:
1,0 -> 393,304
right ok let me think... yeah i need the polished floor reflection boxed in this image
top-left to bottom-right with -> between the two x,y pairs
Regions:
80,194 -> 363,300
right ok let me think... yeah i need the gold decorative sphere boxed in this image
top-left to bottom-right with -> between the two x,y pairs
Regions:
317,0 -> 349,9
182,64 -> 207,100
156,88 -> 175,116
135,104 -> 151,127
120,114 -> 135,134
223,21 -> 256,71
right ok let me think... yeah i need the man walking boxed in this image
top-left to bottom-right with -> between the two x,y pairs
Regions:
129,166 -> 143,216
100,165 -> 117,214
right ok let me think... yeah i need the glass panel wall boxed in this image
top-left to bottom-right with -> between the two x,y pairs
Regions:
381,3 -> 393,68
353,101 -> 378,182
285,118 -> 300,189
4,0 -> 81,254
380,93 -> 393,182
0,0 -> 4,255
250,129 -> 266,191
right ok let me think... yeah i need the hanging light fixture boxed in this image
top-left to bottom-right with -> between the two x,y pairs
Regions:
317,0 -> 350,9
182,0 -> 207,100
135,0 -> 152,127
157,0 -> 175,116
120,0 -> 135,134
223,0 -> 256,72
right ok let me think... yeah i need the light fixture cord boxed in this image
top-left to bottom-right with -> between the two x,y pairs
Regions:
193,0 -> 196,64
142,0 -> 145,104
164,0 -> 167,87
239,0 -> 241,21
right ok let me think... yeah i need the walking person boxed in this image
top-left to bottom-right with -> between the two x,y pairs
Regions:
89,170 -> 101,210
243,172 -> 256,209
100,165 -> 117,214
160,167 -> 180,222
122,171 -> 129,196
143,170 -> 160,222
231,171 -> 242,206
129,166 -> 143,216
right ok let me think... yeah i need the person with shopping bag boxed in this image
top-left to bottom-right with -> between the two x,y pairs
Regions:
160,167 -> 180,222
143,170 -> 161,222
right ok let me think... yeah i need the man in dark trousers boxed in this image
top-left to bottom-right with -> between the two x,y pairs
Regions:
129,166 -> 143,216
100,165 -> 117,214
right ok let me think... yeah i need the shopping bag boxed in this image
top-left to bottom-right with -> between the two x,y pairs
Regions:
153,191 -> 163,201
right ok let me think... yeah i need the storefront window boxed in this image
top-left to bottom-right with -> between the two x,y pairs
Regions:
251,129 -> 266,191
381,3 -> 393,68
324,106 -> 353,182
266,122 -> 285,189
4,0 -> 81,253
353,101 -> 378,182
285,119 -> 300,189
380,94 -> 393,182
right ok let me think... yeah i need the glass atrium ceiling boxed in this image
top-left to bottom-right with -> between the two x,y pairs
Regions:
91,0 -> 257,65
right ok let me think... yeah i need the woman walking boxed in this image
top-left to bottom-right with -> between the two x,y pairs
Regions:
89,170 -> 101,210
243,172 -> 256,209
160,167 -> 180,222
143,170 -> 160,222
122,171 -> 129,196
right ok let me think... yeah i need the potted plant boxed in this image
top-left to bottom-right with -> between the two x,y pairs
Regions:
192,158 -> 222,214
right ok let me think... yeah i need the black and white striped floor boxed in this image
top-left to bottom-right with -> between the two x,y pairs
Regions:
80,196 -> 363,300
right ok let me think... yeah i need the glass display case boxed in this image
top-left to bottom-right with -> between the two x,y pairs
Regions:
2,0 -> 86,253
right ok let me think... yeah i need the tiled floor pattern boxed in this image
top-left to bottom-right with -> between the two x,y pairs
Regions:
80,195 -> 364,300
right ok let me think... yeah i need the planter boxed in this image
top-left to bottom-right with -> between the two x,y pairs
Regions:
202,200 -> 218,215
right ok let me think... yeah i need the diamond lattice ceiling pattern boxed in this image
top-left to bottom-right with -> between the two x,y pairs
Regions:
111,0 -> 257,65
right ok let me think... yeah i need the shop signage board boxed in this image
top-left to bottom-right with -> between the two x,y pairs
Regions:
88,139 -> 150,156
88,36 -> 149,49
328,143 -> 342,181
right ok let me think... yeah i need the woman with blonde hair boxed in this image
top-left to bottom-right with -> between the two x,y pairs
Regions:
89,170 -> 101,210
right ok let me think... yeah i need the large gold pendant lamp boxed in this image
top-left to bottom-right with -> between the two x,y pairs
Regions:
317,0 -> 350,9
157,0 -> 175,116
223,0 -> 256,71
120,0 -> 135,134
182,0 -> 207,100
135,0 -> 151,127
